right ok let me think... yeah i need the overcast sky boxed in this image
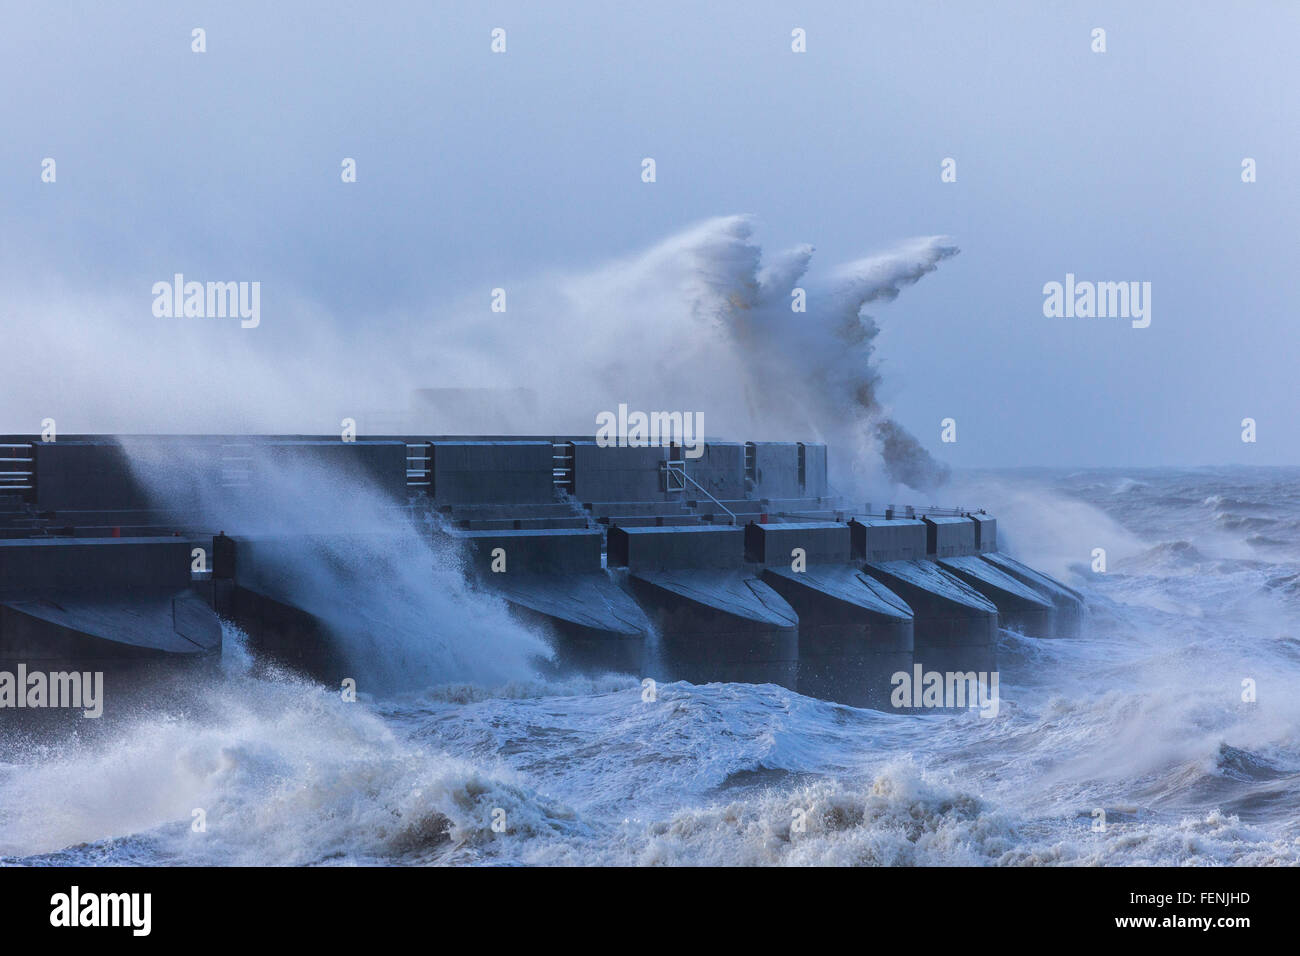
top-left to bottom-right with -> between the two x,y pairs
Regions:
1,1 -> 1296,468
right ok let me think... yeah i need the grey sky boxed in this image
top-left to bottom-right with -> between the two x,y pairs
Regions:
1,1 -> 1296,468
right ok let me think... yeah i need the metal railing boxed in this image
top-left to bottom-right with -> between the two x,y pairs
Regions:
862,502 -> 986,519
679,469 -> 738,525
662,459 -> 686,492
822,484 -> 984,520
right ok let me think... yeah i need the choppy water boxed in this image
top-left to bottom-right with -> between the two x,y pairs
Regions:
3,467 -> 1299,865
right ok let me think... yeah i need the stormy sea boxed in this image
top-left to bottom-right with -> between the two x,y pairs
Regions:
2,466 -> 1297,866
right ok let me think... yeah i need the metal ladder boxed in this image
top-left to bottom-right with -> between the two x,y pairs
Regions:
552,442 -> 575,494
406,442 -> 432,489
0,443 -> 36,501
219,443 -> 254,489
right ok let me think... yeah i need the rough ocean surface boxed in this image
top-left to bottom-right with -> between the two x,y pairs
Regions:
2,467 -> 1298,866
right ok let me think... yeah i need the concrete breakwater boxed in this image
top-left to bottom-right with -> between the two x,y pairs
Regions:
0,436 -> 1083,709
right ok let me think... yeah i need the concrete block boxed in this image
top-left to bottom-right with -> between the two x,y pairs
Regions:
800,442 -> 828,497
864,560 -> 998,674
253,441 -> 408,502
924,516 -> 976,557
0,537 -> 193,592
761,564 -> 913,709
744,521 -> 850,565
571,442 -> 668,502
850,518 -> 927,562
450,528 -> 602,574
608,525 -> 744,571
627,569 -> 798,687
748,442 -> 801,498
432,441 -> 553,504
938,555 -> 1053,638
971,514 -> 997,552
34,442 -> 152,511
689,443 -> 746,500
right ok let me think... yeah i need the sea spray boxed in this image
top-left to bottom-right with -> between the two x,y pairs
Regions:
3,218 -> 959,494
117,438 -> 552,693
431,216 -> 959,493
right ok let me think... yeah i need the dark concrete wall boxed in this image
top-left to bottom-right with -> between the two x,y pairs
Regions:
34,442 -> 152,511
851,519 -> 927,562
503,602 -> 643,675
222,584 -> 342,682
254,441 -> 408,502
864,563 -> 998,661
980,552 -> 1084,639
760,570 -> 912,709
450,528 -> 602,574
571,442 -> 667,502
33,439 -> 408,512
938,557 -> 1052,638
971,515 -> 997,552
745,522 -> 850,565
0,537 -> 192,591
627,573 -> 798,688
925,517 -> 977,557
750,442 -> 799,498
608,526 -> 744,571
690,443 -> 746,500
571,441 -> 824,503
21,436 -> 833,517
432,441 -> 553,504
801,442 -> 828,497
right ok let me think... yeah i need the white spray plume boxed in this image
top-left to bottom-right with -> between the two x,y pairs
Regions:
117,438 -> 552,692
432,215 -> 959,490
3,216 -> 958,490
